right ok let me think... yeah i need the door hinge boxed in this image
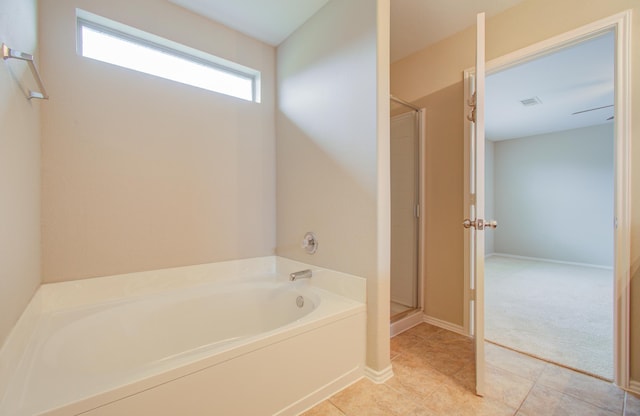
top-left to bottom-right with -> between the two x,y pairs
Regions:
469,288 -> 476,301
467,92 -> 477,107
467,108 -> 477,123
415,204 -> 420,218
467,92 -> 477,123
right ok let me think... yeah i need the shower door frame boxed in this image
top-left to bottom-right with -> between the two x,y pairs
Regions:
389,102 -> 426,333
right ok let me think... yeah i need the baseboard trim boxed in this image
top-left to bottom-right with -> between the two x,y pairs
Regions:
629,380 -> 640,395
277,366 -> 363,416
491,253 -> 613,270
390,311 -> 423,337
423,314 -> 468,337
365,365 -> 394,384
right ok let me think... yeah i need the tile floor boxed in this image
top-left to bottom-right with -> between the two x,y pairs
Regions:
302,323 -> 640,416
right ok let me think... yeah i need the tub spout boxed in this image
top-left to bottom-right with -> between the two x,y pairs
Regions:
289,269 -> 312,281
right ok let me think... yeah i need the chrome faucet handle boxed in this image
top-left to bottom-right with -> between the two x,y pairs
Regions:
302,232 -> 318,254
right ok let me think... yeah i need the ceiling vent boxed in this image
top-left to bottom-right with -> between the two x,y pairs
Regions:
520,96 -> 542,106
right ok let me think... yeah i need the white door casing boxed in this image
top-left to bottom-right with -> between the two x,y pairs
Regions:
463,10 -> 632,391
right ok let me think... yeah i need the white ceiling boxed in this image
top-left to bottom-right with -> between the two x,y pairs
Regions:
486,31 -> 614,141
168,0 -> 331,46
168,0 -> 614,140
169,0 -> 524,60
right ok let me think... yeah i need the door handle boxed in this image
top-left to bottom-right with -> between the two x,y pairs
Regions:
463,218 -> 497,230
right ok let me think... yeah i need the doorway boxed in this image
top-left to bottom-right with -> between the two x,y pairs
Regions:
390,96 -> 424,332
484,31 -> 615,380
485,31 -> 614,380
464,10 -> 632,391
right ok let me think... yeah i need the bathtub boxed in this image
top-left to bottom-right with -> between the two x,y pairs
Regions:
0,257 -> 366,416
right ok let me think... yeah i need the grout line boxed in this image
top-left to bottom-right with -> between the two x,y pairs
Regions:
326,399 -> 348,416
512,361 -> 563,415
535,362 -> 625,415
512,368 -> 542,416
489,342 -> 625,414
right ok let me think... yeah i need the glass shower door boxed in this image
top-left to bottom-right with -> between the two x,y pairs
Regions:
390,111 -> 419,319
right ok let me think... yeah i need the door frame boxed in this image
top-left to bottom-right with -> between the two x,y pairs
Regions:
462,10 -> 632,388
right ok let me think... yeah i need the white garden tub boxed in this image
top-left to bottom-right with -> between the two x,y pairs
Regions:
0,257 -> 366,416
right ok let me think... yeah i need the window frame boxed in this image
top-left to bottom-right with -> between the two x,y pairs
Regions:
76,10 -> 261,102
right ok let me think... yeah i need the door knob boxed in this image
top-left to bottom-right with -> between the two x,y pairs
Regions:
463,219 -> 497,230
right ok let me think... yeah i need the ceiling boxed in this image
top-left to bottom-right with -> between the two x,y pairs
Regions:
168,0 -> 331,46
486,31 -> 614,141
169,0 -> 614,139
169,0 -> 524,61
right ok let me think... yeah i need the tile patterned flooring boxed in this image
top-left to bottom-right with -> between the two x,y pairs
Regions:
302,323 -> 640,416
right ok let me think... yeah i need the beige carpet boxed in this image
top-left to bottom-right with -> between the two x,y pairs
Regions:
485,255 -> 613,380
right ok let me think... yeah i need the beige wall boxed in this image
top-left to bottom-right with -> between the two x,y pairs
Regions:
0,0 -> 42,346
412,84 -> 466,326
391,0 -> 640,382
276,0 -> 390,371
39,0 -> 276,282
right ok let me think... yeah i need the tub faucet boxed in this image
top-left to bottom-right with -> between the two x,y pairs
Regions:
289,269 -> 312,281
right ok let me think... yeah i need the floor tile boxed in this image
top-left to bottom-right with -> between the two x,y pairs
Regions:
329,378 -> 434,416
385,353 -> 454,403
391,330 -> 424,359
402,323 -> 448,341
300,400 -> 345,416
420,374 -> 516,416
401,334 -> 473,377
517,384 -> 619,416
536,364 -> 624,414
484,364 -> 534,409
485,342 -> 546,381
435,327 -> 471,342
301,324 -> 629,416
452,359 -> 475,392
625,392 -> 640,416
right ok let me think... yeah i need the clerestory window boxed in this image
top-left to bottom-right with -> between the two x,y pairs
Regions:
76,10 -> 261,102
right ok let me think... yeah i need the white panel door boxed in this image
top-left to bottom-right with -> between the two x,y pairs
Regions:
463,12 -> 490,397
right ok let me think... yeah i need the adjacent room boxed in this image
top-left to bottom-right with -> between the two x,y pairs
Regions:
484,31 -> 615,380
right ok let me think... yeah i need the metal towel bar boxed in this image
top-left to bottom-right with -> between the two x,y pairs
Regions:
2,43 -> 48,100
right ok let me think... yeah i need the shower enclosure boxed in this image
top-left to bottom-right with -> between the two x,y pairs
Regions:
390,96 -> 423,327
